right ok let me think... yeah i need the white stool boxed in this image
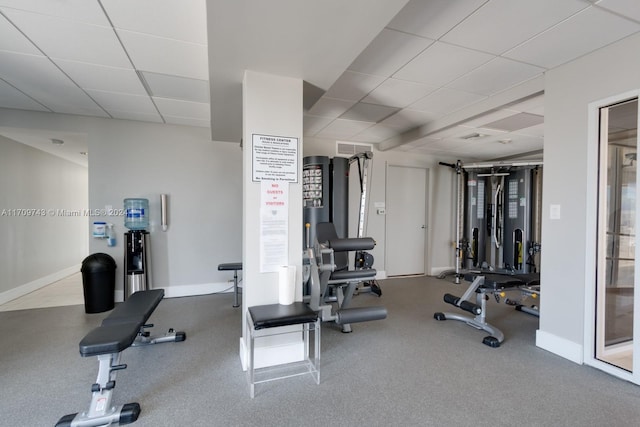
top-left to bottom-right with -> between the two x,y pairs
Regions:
246,303 -> 320,398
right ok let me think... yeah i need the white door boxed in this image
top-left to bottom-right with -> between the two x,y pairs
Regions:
386,165 -> 427,276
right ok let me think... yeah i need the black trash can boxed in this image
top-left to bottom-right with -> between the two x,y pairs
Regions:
81,253 -> 116,313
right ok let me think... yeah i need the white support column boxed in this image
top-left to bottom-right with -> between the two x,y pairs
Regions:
240,70 -> 304,368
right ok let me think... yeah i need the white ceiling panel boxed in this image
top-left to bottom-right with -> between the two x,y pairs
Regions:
141,72 -> 209,103
41,88 -> 108,117
2,8 -> 130,68
108,109 -> 162,123
441,0 -> 588,55
351,123 -> 399,143
324,71 -> 386,102
504,6 -> 640,69
102,0 -> 207,44
0,14 -> 42,55
153,97 -> 210,120
446,57 -> 544,96
303,115 -> 333,135
0,51 -> 105,113
341,102 -> 399,123
362,78 -> 436,108
409,87 -> 486,115
308,97 -> 355,118
347,28 -> 433,77
0,0 -> 110,26
163,115 -> 210,128
598,0 -> 640,22
394,42 -> 494,86
85,89 -> 157,114
55,59 -> 146,95
458,108 -> 521,128
0,79 -> 48,111
118,29 -> 208,80
315,119 -> 373,139
387,0 -> 488,40
380,109 -> 443,131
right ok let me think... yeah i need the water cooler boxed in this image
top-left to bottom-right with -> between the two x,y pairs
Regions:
124,198 -> 151,299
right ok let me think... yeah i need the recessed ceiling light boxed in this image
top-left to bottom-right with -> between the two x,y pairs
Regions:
51,138 -> 64,145
498,139 -> 512,144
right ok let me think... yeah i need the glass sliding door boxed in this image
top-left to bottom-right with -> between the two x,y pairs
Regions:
595,98 -> 638,372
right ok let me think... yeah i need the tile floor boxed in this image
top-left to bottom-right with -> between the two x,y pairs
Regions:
0,273 -> 84,312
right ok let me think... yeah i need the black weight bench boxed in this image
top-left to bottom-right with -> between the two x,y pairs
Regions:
57,289 -> 185,427
434,272 -> 537,348
218,262 -> 243,307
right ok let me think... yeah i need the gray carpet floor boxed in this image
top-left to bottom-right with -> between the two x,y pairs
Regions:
2,275 -> 640,426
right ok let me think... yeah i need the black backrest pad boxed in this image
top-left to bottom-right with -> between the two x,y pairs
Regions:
316,222 -> 348,271
101,289 -> 164,326
79,322 -> 141,357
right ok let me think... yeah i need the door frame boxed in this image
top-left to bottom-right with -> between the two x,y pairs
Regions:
384,163 -> 430,276
584,89 -> 640,384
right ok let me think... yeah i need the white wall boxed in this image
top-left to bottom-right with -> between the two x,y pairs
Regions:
538,32 -> 640,362
304,137 -> 457,275
0,134 -> 87,302
0,109 -> 242,300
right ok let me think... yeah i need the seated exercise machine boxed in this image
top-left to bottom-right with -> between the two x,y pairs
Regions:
434,272 -> 539,347
57,289 -> 185,427
305,222 -> 387,333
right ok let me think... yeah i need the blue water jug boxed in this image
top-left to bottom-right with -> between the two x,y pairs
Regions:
124,198 -> 149,230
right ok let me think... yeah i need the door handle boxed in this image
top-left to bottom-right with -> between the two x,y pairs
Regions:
421,225 -> 426,229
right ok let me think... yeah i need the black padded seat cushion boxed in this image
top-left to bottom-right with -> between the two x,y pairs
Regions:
79,322 -> 141,357
249,302 -> 318,330
102,289 -> 164,326
218,262 -> 243,271
330,269 -> 376,281
515,273 -> 540,286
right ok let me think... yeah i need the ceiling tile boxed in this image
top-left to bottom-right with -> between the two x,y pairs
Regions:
0,14 -> 41,55
597,0 -> 640,22
446,57 -> 544,96
303,115 -> 333,135
481,112 -> 544,132
141,71 -> 209,103
118,29 -> 208,80
101,0 -> 207,44
0,0 -> 110,26
108,109 -> 162,123
380,109 -> 443,131
54,59 -> 146,95
351,124 -> 400,143
0,51 -> 107,116
504,6 -> 640,69
315,119 -> 373,139
361,78 -> 436,108
308,97 -> 354,118
0,78 -> 49,111
387,0 -> 488,40
85,89 -> 157,114
441,0 -> 588,55
324,70 -> 386,102
409,87 -> 486,115
347,28 -> 434,77
340,102 -> 399,123
163,115 -> 210,128
2,8 -> 130,68
394,41 -> 494,87
153,97 -> 210,120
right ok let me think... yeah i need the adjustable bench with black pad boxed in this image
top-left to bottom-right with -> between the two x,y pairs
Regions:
434,272 -> 538,348
56,289 -> 185,427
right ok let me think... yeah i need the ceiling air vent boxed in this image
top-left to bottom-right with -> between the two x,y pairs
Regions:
336,142 -> 373,158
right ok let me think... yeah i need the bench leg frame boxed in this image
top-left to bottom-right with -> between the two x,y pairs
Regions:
56,353 -> 140,427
